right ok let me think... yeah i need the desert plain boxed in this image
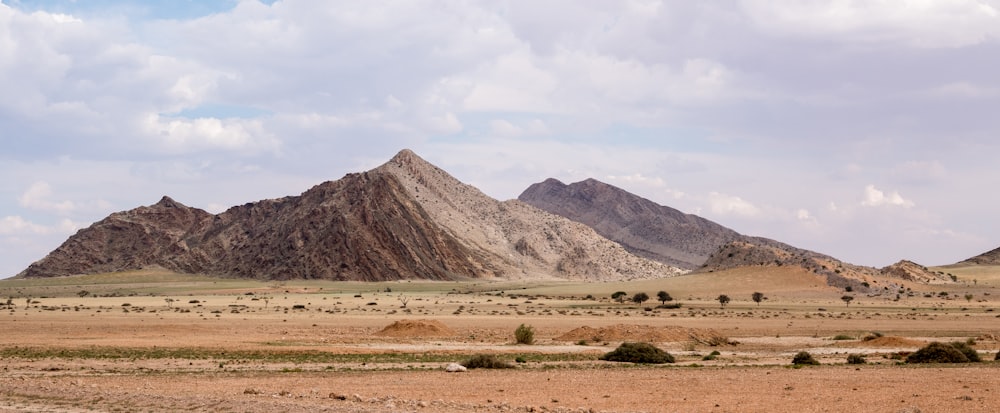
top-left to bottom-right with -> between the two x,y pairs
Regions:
2,265 -> 1000,413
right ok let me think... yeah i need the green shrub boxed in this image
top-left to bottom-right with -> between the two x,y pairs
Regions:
702,350 -> 721,361
461,354 -> 514,369
600,342 -> 675,364
832,334 -> 854,340
846,354 -> 866,364
792,351 -> 819,365
514,324 -> 535,345
906,342 -> 971,363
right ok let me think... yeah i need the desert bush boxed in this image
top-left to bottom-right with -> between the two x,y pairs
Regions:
949,341 -> 981,362
792,351 -> 819,365
600,342 -> 675,364
846,354 -> 866,364
656,302 -> 683,309
906,342 -> 972,363
514,324 -> 535,345
702,350 -> 721,361
461,354 -> 514,369
995,351 -> 1000,361
832,334 -> 854,340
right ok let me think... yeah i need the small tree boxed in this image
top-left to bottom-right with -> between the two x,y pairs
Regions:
717,294 -> 731,308
164,298 -> 175,308
632,292 -> 650,305
656,291 -> 673,305
398,294 -> 410,308
841,295 -> 854,307
514,324 -> 535,345
611,291 -> 628,304
964,293 -> 974,302
751,292 -> 764,306
262,296 -> 272,309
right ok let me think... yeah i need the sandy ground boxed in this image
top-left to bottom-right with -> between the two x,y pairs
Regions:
2,291 -> 1000,412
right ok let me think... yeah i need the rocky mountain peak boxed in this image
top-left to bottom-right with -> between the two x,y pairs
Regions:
154,196 -> 184,209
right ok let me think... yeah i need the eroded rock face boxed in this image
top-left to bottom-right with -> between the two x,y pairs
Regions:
18,150 -> 682,281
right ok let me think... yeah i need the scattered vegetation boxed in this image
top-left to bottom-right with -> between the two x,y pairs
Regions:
461,354 -> 514,369
751,292 -> 764,306
832,334 -> 854,340
792,351 -> 819,365
514,323 -> 535,345
600,342 -> 675,364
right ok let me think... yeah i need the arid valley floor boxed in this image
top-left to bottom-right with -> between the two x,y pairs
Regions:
2,265 -> 1000,412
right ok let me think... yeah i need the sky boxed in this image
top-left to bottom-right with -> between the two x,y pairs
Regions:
2,0 -> 1000,278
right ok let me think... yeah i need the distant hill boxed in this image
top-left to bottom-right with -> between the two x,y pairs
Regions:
519,177 -> 950,290
518,178 -> 741,270
17,150 -> 681,281
957,246 -> 1000,266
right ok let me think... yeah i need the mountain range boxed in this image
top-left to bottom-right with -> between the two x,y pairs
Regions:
17,150 -> 679,281
16,149 -> 996,287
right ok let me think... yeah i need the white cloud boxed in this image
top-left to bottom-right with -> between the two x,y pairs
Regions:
18,182 -> 76,214
742,0 -> 1000,48
141,114 -> 280,153
861,184 -> 915,208
707,191 -> 760,217
0,216 -> 79,235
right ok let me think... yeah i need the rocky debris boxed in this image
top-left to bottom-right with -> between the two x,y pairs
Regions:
18,149 -> 681,282
444,363 -> 467,372
519,178 -> 741,270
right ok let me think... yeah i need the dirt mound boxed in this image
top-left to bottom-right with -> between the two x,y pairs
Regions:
856,336 -> 926,348
555,324 -> 730,345
375,319 -> 456,337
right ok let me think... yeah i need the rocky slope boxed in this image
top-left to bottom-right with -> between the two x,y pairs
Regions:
957,246 -> 1000,266
18,150 -> 681,281
518,178 -> 741,270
